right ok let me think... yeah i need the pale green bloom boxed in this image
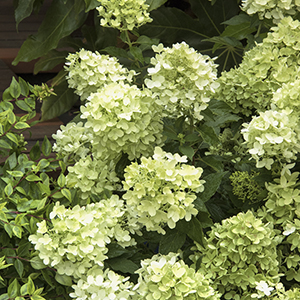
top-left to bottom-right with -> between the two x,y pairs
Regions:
70,266 -> 135,300
192,211 -> 280,300
123,147 -> 205,234
135,252 -> 220,300
29,196 -> 135,279
97,0 -> 152,31
242,108 -> 300,169
145,42 -> 219,121
215,17 -> 300,116
241,0 -> 300,23
65,49 -> 136,100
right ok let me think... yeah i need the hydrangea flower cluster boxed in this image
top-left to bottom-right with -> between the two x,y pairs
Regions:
135,252 -> 220,300
123,147 -> 205,234
70,266 -> 135,300
241,108 -> 300,169
66,155 -> 121,200
145,42 -> 219,121
29,196 -> 134,279
96,0 -> 152,31
65,49 -> 136,100
52,121 -> 92,163
215,17 -> 300,116
81,82 -> 164,160
192,211 -> 280,299
241,0 -> 300,23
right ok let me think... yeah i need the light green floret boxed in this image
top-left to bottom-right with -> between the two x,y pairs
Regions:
123,147 -> 205,235
134,252 -> 221,300
192,210 -> 281,300
97,0 -> 152,31
81,82 -> 164,160
241,0 -> 300,23
145,42 -> 219,122
65,49 -> 136,100
215,17 -> 300,116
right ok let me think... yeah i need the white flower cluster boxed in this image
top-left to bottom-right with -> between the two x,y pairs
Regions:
70,266 -> 135,300
123,147 -> 205,234
135,252 -> 220,300
241,0 -> 300,23
66,155 -> 121,200
65,49 -> 136,100
145,42 -> 219,121
29,196 -> 134,279
242,109 -> 300,169
215,17 -> 300,116
81,82 -> 164,160
97,0 -> 152,31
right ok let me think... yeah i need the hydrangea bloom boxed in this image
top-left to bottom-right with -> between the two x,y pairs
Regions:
215,17 -> 300,116
192,211 -> 280,299
66,155 -> 121,200
122,147 -> 205,234
70,266 -> 135,300
135,252 -> 220,300
96,0 -> 152,31
241,108 -> 300,169
52,121 -> 93,163
29,196 -> 134,279
65,49 -> 136,100
145,42 -> 219,121
81,82 -> 164,160
241,0 -> 300,23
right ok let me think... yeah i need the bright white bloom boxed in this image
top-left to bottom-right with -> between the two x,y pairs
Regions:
97,0 -> 152,31
29,196 -> 134,279
242,108 -> 300,169
241,0 -> 300,23
283,225 -> 296,236
123,147 -> 205,234
70,266 -> 135,300
255,281 -> 274,296
145,42 -> 219,121
135,252 -> 220,300
65,49 -> 136,100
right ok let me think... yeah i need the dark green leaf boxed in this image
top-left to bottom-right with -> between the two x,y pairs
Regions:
19,77 -> 30,96
222,13 -> 252,26
107,257 -> 139,274
29,141 -> 41,161
177,217 -> 204,246
130,46 -> 144,63
159,229 -> 186,255
84,0 -> 100,11
200,155 -> 224,172
30,256 -> 46,270
13,0 -> 87,65
107,243 -> 129,259
10,77 -> 21,99
34,50 -> 69,74
40,80 -> 79,121
17,242 -> 31,257
16,100 -> 32,112
145,0 -> 168,11
102,46 -> 130,59
199,124 -> 219,146
14,0 -> 35,29
179,145 -> 194,160
220,23 -> 256,40
7,152 -> 18,169
41,136 -> 52,157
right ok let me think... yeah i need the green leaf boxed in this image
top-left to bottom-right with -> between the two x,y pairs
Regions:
83,0 -> 100,11
4,184 -> 13,197
4,223 -> 13,238
27,277 -> 35,295
0,139 -> 13,150
29,141 -> 41,161
14,0 -> 35,29
16,100 -> 32,112
19,77 -> 30,96
179,145 -> 194,160
107,257 -> 139,274
8,278 -> 20,298
57,174 -> 66,188
197,171 -> 228,203
199,124 -> 219,146
40,80 -> 79,121
7,152 -> 18,169
13,0 -> 87,65
12,226 -> 23,239
14,259 -> 24,277
41,136 -> 52,157
26,174 -> 42,182
34,50 -> 69,74
55,273 -> 73,286
6,132 -> 19,145
130,46 -> 144,63
159,229 -> 186,255
145,0 -> 168,11
31,295 -> 45,300
10,77 -> 21,99
102,46 -> 130,59
61,189 -> 72,202
30,256 -> 46,270
177,217 -> 204,246
106,243 -> 129,259
14,122 -> 30,130
0,294 -> 9,300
